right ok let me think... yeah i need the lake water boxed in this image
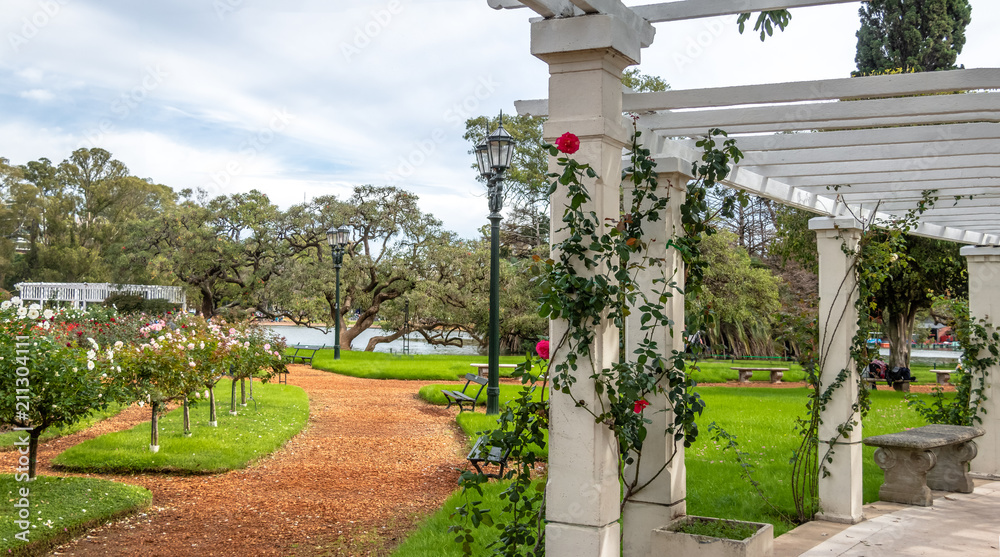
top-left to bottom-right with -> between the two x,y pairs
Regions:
264,325 -> 482,356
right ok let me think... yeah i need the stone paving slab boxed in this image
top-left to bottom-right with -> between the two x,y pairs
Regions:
789,480 -> 1000,556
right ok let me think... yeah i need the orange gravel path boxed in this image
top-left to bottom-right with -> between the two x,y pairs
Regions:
1,365 -> 468,557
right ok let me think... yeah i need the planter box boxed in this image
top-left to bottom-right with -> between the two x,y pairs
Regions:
651,516 -> 773,557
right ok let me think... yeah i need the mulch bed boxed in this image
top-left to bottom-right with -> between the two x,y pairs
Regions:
2,366 -> 468,557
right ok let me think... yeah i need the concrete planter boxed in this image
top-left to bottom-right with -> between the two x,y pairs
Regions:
651,516 -> 773,557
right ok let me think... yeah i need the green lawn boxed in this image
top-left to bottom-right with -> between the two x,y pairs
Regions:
687,358 -> 949,384
311,350 -> 525,380
0,475 -> 151,555
52,379 -> 308,474
418,382 -> 547,409
392,385 -> 932,556
0,403 -> 125,451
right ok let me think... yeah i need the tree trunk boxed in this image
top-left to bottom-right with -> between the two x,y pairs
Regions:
240,378 -> 247,406
150,402 -> 160,451
230,380 -> 238,415
27,428 -> 41,480
183,397 -> 191,436
208,386 -> 217,426
885,309 -> 915,370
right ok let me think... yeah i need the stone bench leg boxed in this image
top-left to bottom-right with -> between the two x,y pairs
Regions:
891,381 -> 910,392
936,373 -> 950,385
738,370 -> 752,383
770,370 -> 783,383
927,441 -> 978,493
873,447 -> 937,506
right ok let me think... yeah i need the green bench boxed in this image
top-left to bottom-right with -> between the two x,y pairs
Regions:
284,344 -> 325,366
468,435 -> 510,479
442,373 -> 488,412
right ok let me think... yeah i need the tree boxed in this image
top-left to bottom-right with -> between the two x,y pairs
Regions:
687,230 -> 783,357
853,0 -> 973,368
855,0 -> 972,74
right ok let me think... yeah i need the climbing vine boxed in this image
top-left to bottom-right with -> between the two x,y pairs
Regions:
448,125 -> 747,555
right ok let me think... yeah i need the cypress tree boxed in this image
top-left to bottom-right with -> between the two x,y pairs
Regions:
855,0 -> 972,74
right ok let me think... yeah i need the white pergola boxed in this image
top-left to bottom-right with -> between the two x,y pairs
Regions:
489,1 -> 1000,556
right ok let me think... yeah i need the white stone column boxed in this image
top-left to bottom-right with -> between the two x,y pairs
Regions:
622,165 -> 690,557
533,14 -> 640,557
809,217 -> 864,524
962,246 -> 1000,478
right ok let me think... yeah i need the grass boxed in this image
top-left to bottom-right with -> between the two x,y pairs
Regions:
455,411 -> 549,460
392,385 -> 932,556
687,358 -> 947,384
312,350 -> 525,380
0,403 -> 125,451
418,382 -> 547,408
686,387 -> 929,536
672,516 -> 761,540
52,378 -> 308,474
0,474 -> 151,556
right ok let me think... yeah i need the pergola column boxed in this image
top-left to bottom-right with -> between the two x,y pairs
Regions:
622,166 -> 690,557
962,246 -> 1000,478
809,217 -> 864,524
532,14 -> 640,557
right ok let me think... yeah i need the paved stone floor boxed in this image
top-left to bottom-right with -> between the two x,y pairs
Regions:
775,479 -> 1000,556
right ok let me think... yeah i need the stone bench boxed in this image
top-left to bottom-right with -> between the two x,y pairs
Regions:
862,376 -> 911,392
470,362 -> 518,378
731,367 -> 787,384
931,369 -> 956,385
863,424 -> 984,506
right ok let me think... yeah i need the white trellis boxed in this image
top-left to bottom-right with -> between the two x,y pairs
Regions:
15,282 -> 187,310
490,1 -> 1000,556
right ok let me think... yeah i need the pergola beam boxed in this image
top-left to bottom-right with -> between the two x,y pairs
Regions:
738,138 -> 1000,166
782,169 -> 999,188
630,0 -> 860,23
744,153 -> 999,178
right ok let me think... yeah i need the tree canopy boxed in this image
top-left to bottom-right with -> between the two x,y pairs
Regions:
855,0 -> 972,74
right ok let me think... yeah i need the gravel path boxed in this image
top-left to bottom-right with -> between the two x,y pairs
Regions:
3,365 -> 467,557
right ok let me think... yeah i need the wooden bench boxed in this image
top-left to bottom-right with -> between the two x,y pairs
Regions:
467,435 -> 511,479
283,344 -> 325,365
470,362 -> 518,378
731,367 -> 788,384
863,424 -> 984,506
931,369 -> 956,385
442,373 -> 488,412
860,370 -> 912,392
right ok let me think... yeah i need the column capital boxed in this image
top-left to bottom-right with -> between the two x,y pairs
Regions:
960,245 -> 1000,260
531,14 -> 642,66
808,216 -> 864,233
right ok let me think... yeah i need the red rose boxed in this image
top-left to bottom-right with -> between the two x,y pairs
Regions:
555,132 -> 580,154
633,399 -> 650,413
535,340 -> 550,360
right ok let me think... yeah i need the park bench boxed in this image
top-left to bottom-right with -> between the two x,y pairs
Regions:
283,344 -> 325,366
860,368 -> 912,392
731,366 -> 788,384
863,424 -> 984,506
442,373 -> 488,412
467,435 -> 511,479
470,362 -> 518,378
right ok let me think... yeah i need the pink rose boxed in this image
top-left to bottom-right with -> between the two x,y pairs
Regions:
535,340 -> 550,360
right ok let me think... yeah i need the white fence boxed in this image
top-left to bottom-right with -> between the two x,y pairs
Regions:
14,282 -> 186,309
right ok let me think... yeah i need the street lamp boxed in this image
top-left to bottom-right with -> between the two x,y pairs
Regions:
477,112 -> 515,415
327,225 -> 351,360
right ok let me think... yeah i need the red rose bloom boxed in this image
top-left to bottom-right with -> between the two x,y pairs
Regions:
633,399 -> 650,413
555,132 -> 580,154
536,340 -> 550,360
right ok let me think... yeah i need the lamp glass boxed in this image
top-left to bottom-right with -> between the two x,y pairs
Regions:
475,142 -> 491,177
335,226 -> 350,247
486,124 -> 514,172
326,226 -> 337,247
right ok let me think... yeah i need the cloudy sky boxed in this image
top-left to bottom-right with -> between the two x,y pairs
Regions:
2,0 -> 997,239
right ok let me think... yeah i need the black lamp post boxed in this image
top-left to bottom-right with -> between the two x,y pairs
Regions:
476,112 -> 515,415
327,225 -> 351,360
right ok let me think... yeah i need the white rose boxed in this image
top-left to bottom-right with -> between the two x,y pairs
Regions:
0,301 -> 11,310
10,296 -> 22,305
43,309 -> 54,319
17,307 -> 27,317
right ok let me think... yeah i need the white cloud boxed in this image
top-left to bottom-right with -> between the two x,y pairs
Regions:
19,88 -> 55,102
